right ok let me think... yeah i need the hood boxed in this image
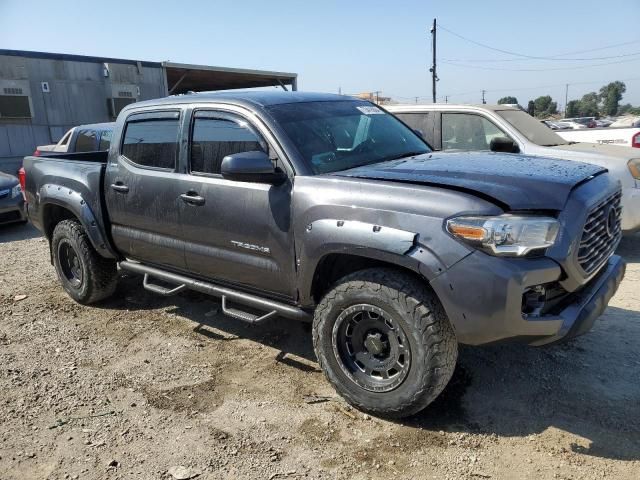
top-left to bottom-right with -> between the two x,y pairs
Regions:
0,172 -> 18,189
553,142 -> 639,160
332,152 -> 605,211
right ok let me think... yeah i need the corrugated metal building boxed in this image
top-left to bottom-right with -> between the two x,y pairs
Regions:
0,49 -> 297,174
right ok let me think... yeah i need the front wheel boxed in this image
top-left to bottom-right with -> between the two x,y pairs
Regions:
312,268 -> 457,418
51,219 -> 117,304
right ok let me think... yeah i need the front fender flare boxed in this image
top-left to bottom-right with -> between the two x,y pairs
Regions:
297,219 -> 450,306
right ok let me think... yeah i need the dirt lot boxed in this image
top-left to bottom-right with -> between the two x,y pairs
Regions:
1,223 -> 638,480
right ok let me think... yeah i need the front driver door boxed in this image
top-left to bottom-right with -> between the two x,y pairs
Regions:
178,109 -> 296,299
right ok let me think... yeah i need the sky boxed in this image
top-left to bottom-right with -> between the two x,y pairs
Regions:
1,0 -> 640,108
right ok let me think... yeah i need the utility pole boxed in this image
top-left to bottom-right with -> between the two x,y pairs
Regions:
445,95 -> 449,104
430,18 -> 437,103
414,96 -> 419,104
482,90 -> 486,104
564,84 -> 569,115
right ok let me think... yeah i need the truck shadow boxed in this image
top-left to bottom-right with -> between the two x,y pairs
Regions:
99,268 -> 640,462
0,222 -> 41,243
403,304 -> 640,461
616,233 -> 640,263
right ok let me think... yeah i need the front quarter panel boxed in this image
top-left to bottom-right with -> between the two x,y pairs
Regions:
293,176 -> 503,306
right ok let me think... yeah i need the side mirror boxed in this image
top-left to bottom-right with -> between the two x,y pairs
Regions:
413,128 -> 425,139
220,151 -> 286,184
489,136 -> 519,153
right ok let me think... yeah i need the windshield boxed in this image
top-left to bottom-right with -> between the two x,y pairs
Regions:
496,109 -> 570,147
267,100 -> 430,174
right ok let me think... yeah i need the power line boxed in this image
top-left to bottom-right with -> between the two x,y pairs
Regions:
437,23 -> 640,61
440,57 -> 640,72
441,51 -> 640,63
384,77 -> 640,104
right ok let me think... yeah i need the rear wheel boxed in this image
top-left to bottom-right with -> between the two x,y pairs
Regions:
52,219 -> 117,304
313,268 -> 457,418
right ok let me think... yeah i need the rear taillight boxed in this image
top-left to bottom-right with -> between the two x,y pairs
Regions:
632,132 -> 640,148
33,149 -> 41,156
18,167 -> 26,202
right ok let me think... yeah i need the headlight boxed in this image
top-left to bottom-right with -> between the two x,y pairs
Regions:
628,158 -> 640,180
11,184 -> 22,198
446,215 -> 560,257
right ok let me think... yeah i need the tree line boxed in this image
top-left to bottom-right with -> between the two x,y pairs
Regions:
497,81 -> 639,118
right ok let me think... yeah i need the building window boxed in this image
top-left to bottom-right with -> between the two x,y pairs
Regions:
108,98 -> 136,118
122,118 -> 179,169
0,95 -> 31,118
191,117 -> 265,175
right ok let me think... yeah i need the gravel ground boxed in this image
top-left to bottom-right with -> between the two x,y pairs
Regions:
1,223 -> 638,480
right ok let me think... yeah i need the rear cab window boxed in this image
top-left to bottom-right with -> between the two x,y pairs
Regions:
121,112 -> 180,170
75,130 -> 97,152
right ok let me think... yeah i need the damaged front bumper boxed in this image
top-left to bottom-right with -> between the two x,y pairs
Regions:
429,252 -> 626,346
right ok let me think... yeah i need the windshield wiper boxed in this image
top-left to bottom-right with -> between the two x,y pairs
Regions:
379,151 -> 429,162
329,151 -> 429,174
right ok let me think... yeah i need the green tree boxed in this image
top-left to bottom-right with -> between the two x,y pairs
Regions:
579,92 -> 600,117
497,96 -> 518,105
619,103 -> 640,116
566,100 -> 580,117
599,81 -> 626,116
532,95 -> 558,118
527,100 -> 535,116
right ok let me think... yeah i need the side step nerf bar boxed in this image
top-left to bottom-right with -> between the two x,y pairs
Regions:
119,260 -> 311,323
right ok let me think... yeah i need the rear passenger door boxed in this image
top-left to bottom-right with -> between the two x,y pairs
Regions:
105,110 -> 188,270
178,109 -> 296,299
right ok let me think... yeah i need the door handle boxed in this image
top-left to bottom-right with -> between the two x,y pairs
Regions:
180,192 -> 205,206
111,183 -> 129,193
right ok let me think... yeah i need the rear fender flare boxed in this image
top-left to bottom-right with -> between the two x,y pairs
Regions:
39,183 -> 117,259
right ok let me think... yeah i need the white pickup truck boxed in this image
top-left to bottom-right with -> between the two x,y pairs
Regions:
386,104 -> 640,233
555,126 -> 640,148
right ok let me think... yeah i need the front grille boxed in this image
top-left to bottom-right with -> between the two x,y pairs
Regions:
577,189 -> 622,275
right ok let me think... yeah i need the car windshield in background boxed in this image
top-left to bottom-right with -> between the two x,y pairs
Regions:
267,100 -> 430,174
496,109 -> 570,147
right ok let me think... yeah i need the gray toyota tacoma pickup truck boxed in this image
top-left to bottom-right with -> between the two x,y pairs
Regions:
22,92 -> 626,418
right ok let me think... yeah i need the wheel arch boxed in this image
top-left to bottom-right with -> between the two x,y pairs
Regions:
306,250 -> 428,306
38,184 -> 117,259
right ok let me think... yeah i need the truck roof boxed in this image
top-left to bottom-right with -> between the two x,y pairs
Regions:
127,91 -> 351,112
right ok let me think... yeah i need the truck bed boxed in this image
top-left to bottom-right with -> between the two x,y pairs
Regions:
22,151 -> 111,248
556,126 -> 640,148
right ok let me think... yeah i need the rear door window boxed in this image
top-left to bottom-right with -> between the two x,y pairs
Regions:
441,113 -> 506,151
393,112 -> 436,144
75,130 -> 97,152
122,117 -> 180,169
190,114 -> 266,175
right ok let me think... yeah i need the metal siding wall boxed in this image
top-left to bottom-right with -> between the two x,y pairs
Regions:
0,54 -> 166,173
0,127 -> 11,156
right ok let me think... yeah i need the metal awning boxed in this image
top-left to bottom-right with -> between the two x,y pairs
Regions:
163,62 -> 297,94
